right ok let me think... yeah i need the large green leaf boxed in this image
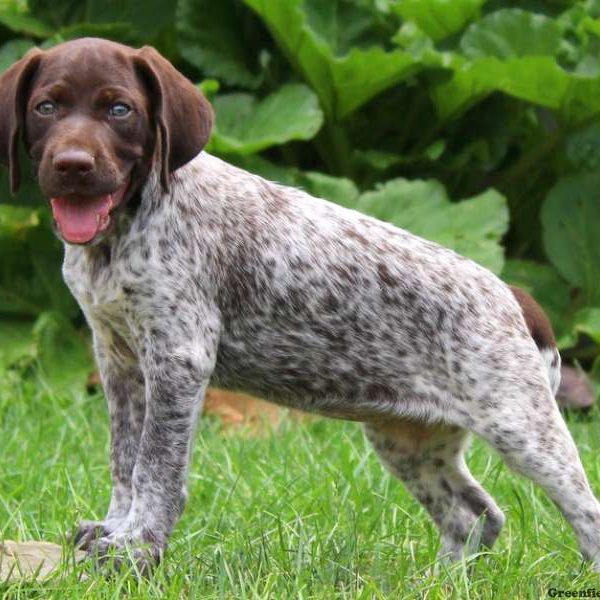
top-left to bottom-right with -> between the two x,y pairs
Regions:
542,171 -> 600,305
460,9 -> 563,60
356,179 -> 508,272
429,9 -> 600,122
209,84 -> 324,155
177,0 -> 263,89
431,53 -> 600,122
302,0 -> 392,55
432,55 -> 546,117
393,0 -> 484,42
243,0 -> 419,118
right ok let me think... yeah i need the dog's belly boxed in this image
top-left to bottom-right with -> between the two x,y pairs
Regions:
211,316 -> 453,420
212,238 -> 482,418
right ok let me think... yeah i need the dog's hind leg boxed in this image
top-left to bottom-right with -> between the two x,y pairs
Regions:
467,379 -> 600,569
364,420 -> 505,561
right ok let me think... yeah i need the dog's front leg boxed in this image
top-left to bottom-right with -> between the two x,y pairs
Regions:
74,332 -> 146,549
87,326 -> 219,569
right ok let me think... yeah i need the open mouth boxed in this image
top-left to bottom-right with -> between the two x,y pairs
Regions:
49,181 -> 129,244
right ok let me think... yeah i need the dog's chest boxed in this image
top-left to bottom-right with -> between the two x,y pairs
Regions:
62,244 -> 133,337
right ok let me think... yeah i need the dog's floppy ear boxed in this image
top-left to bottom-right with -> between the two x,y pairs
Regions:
133,46 -> 213,192
0,48 -> 42,194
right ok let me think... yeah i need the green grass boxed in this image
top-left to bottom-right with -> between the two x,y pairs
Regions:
1,371 -> 600,599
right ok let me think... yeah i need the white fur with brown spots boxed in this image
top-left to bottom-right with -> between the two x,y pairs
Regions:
63,152 -> 600,570
0,38 -> 597,573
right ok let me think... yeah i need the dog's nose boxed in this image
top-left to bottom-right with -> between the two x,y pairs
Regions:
53,150 -> 95,176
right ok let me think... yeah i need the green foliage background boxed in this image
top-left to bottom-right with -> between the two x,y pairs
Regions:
1,0 -> 600,394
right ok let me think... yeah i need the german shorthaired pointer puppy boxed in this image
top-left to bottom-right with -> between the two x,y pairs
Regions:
0,38 -> 598,571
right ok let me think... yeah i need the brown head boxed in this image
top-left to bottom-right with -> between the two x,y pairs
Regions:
0,38 -> 213,244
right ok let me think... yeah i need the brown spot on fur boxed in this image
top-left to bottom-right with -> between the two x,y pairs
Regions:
344,227 -> 370,247
377,263 -> 399,287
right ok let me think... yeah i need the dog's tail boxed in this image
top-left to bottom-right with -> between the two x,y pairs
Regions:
509,285 -> 561,395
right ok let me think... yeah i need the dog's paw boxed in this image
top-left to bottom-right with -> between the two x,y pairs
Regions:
85,526 -> 165,574
70,519 -> 122,550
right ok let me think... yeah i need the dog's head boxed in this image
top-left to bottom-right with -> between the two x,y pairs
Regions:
0,38 -> 213,245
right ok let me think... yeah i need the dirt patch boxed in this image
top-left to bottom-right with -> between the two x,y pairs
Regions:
204,388 -> 309,433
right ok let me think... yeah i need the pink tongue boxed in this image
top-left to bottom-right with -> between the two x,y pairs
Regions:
50,195 -> 112,244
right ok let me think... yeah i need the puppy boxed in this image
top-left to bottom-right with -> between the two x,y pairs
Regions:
0,38 -> 598,571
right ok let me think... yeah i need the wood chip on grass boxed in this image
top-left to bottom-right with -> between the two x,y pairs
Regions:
0,540 -> 84,582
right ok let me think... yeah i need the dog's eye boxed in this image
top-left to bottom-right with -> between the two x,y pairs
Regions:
108,102 -> 132,118
35,101 -> 57,115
